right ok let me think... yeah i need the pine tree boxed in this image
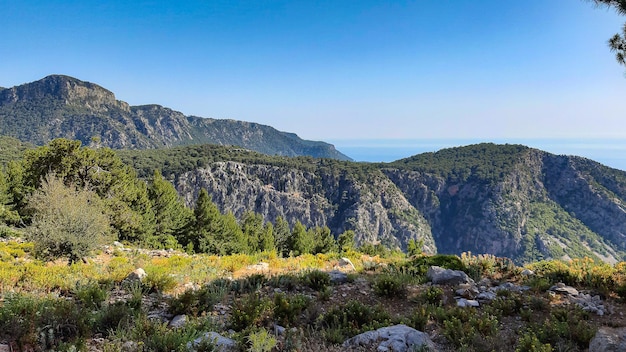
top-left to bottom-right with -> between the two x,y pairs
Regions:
274,216 -> 291,256
147,170 -> 192,246
189,189 -> 222,254
313,226 -> 336,254
290,221 -> 314,256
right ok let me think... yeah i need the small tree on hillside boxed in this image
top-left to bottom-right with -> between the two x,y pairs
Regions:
26,175 -> 113,264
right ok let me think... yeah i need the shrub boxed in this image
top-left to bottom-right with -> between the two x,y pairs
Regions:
302,270 -> 330,291
247,328 -> 277,352
232,274 -> 267,295
515,331 -> 552,352
229,294 -> 273,331
26,175 -> 113,264
320,300 -> 390,341
372,274 -> 407,298
273,293 -> 311,327
169,279 -> 231,316
74,281 -> 108,310
413,286 -> 444,306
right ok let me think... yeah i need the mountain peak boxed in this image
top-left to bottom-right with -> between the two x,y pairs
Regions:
1,75 -> 120,110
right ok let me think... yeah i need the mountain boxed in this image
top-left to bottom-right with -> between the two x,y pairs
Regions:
0,75 -> 351,160
119,143 -> 626,264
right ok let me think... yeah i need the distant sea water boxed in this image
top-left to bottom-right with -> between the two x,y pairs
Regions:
329,139 -> 626,172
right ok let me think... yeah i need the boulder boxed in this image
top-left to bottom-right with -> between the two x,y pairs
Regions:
168,314 -> 187,329
456,298 -> 480,307
427,266 -> 473,286
125,268 -> 147,282
589,327 -> 626,352
338,257 -> 356,271
549,283 -> 579,296
188,332 -> 237,351
329,270 -> 349,284
342,324 -> 436,352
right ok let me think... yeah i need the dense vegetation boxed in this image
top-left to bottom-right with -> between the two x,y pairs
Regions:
0,139 -> 361,263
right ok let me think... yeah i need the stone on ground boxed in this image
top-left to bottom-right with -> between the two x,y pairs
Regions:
342,324 -> 437,352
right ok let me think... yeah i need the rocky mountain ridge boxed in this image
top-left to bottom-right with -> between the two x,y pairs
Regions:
119,143 -> 626,264
0,75 -> 351,160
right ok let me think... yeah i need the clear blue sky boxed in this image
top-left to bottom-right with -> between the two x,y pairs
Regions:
2,0 -> 626,141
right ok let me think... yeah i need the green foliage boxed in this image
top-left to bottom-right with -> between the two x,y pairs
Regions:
247,328 -> 277,352
515,331 -> 552,352
407,239 -> 423,257
289,221 -> 315,256
273,293 -> 311,326
74,281 -> 108,310
147,169 -> 192,245
302,270 -> 331,291
413,286 -> 444,306
14,139 -> 156,243
26,174 -> 113,264
229,294 -> 273,331
396,254 -> 466,278
372,274 -> 407,298
232,274 -> 267,295
319,300 -> 391,341
337,230 -> 355,252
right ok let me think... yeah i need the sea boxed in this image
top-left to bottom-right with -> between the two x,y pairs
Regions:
329,139 -> 626,172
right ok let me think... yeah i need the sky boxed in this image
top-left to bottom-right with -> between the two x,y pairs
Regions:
2,0 -> 626,143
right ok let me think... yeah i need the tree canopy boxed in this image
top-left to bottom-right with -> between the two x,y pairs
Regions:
592,0 -> 626,65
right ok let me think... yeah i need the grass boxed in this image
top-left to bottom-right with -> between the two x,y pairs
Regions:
0,239 -> 624,351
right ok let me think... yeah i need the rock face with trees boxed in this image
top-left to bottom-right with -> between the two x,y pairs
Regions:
1,138 -> 625,264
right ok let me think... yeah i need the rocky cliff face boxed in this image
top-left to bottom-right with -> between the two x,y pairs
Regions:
136,143 -> 626,264
173,161 -> 436,253
0,75 -> 351,160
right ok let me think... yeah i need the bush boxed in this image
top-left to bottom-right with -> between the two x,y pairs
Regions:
372,274 -> 407,298
302,270 -> 330,291
320,300 -> 390,341
413,286 -> 444,306
26,175 -> 113,264
74,281 -> 108,309
229,294 -> 273,331
273,293 -> 311,326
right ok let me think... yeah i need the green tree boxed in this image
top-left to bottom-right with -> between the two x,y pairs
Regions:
289,221 -> 314,256
11,139 -> 156,243
219,211 -> 248,254
312,226 -> 337,254
273,216 -> 291,256
241,211 -> 265,253
147,170 -> 192,247
188,189 -> 222,254
591,0 -> 626,65
26,175 -> 113,264
337,230 -> 356,252
259,222 -> 275,252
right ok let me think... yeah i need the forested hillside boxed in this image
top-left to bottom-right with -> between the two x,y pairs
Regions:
117,142 -> 626,264
0,137 -> 623,264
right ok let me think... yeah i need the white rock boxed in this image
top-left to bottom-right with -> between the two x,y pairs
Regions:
168,314 -> 187,329
342,324 -> 437,352
521,269 -> 534,276
338,257 -> 356,271
246,262 -> 269,271
188,332 -> 237,352
125,268 -> 147,282
427,266 -> 474,286
456,298 -> 480,307
589,327 -> 626,352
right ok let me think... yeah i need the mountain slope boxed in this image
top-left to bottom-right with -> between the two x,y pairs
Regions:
0,75 -> 351,160
118,143 -> 626,264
